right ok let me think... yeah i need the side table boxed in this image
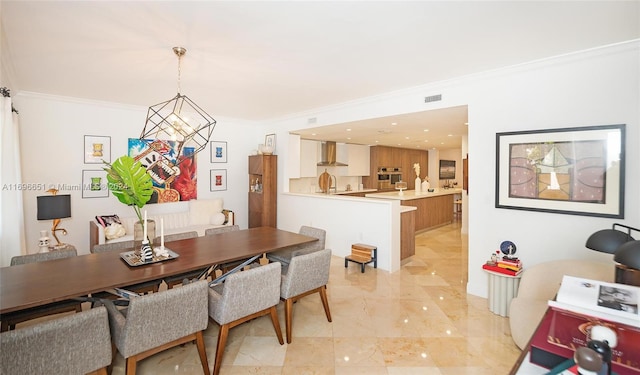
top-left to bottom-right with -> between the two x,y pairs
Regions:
483,268 -> 521,317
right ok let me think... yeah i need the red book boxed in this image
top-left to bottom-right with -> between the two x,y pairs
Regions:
482,263 -> 522,276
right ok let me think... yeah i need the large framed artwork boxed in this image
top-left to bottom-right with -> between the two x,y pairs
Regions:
84,135 -> 111,164
128,138 -> 197,203
495,124 -> 625,218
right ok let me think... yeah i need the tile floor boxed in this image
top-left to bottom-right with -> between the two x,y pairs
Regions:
106,219 -> 522,374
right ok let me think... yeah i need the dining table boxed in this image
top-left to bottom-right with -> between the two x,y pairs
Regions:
0,226 -> 318,315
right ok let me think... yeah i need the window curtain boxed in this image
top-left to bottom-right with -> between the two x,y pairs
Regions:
0,88 -> 26,266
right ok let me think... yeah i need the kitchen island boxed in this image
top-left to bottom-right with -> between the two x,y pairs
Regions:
366,188 -> 462,232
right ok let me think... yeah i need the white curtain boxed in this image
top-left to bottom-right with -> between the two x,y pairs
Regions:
0,93 -> 26,266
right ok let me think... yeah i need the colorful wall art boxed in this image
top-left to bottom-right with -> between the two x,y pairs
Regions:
128,138 -> 197,203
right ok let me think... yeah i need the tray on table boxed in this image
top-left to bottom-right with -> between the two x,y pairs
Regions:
119,248 -> 179,267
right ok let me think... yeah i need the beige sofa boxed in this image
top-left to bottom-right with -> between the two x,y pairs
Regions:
508,259 -> 613,349
89,198 -> 234,251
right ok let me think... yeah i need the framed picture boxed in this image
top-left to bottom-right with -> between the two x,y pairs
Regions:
82,170 -> 109,198
210,141 -> 227,163
496,124 -> 625,218
84,135 -> 111,164
439,160 -> 456,179
210,169 -> 227,191
265,134 -> 276,153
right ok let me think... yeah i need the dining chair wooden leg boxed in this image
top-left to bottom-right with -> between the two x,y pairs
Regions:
284,298 -> 294,344
319,286 -> 332,322
268,306 -> 284,345
125,357 -> 137,375
195,331 -> 211,375
213,323 -> 230,375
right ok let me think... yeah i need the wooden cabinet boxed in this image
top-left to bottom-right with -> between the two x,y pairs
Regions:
364,146 -> 429,190
248,155 -> 277,228
401,209 -> 416,260
338,144 -> 370,176
300,140 -> 319,178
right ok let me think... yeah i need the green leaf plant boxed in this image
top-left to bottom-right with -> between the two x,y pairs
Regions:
103,155 -> 154,224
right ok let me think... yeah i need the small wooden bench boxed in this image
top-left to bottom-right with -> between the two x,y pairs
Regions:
344,243 -> 377,273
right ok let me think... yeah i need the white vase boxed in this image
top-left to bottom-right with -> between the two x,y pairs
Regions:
422,179 -> 430,191
415,177 -> 421,192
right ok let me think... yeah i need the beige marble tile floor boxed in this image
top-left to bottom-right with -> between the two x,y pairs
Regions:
105,219 -> 522,374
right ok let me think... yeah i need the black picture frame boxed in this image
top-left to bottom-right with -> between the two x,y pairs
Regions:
439,160 -> 456,179
495,124 -> 625,218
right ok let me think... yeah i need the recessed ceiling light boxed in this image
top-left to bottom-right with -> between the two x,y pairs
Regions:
347,137 -> 351,140
397,143 -> 402,146
424,140 -> 429,142
311,133 -> 317,136
447,134 -> 453,137
391,122 -> 397,126
375,140 -> 379,143
346,128 -> 351,132
405,136 -> 410,140
423,129 -> 429,132
440,142 -> 445,144
464,122 -> 469,125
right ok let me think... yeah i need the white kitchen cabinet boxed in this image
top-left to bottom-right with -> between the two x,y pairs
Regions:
338,143 -> 370,176
300,139 -> 319,178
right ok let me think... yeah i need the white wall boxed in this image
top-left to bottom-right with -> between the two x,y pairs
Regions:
269,41 -> 639,298
13,93 -> 264,256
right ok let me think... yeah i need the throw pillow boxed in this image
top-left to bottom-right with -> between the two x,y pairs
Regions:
96,214 -> 121,227
210,212 -> 226,226
104,223 -> 126,240
189,199 -> 223,225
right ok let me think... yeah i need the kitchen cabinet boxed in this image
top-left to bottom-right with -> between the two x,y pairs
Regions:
337,143 -> 370,176
363,146 -> 429,190
300,139 -> 319,178
248,155 -> 277,228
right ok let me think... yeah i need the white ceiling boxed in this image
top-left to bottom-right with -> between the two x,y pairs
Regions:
2,1 -> 638,149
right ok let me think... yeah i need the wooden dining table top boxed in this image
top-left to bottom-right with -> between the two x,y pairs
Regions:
0,226 -> 317,315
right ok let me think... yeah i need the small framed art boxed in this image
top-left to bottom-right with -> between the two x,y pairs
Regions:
82,170 -> 109,198
84,135 -> 111,164
210,141 -> 228,163
210,169 -> 227,191
265,134 -> 276,153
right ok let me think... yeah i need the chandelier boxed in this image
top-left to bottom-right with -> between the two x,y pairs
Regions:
139,47 -> 216,165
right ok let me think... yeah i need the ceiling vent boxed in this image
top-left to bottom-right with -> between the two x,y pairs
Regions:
424,94 -> 442,103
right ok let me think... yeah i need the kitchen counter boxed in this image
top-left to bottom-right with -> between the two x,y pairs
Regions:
365,188 -> 462,200
367,188 -> 462,232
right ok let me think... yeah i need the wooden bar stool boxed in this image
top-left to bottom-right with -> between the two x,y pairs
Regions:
345,243 -> 377,273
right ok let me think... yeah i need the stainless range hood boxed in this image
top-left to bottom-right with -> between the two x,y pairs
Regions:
317,141 -> 348,166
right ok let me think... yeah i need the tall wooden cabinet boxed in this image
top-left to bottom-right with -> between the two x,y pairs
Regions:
248,155 -> 277,228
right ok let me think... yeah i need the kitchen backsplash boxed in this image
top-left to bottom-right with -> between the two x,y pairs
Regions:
289,176 -> 362,193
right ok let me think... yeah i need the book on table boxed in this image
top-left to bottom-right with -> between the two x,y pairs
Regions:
482,263 -> 522,276
548,275 -> 640,328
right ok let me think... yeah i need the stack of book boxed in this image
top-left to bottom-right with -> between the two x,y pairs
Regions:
482,257 -> 523,276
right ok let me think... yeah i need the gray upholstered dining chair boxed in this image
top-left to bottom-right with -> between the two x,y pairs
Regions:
266,225 -> 326,266
104,279 -> 210,375
1,249 -> 83,332
159,231 -> 205,288
280,248 -> 332,343
208,261 -> 284,375
91,240 -> 162,295
0,305 -> 112,375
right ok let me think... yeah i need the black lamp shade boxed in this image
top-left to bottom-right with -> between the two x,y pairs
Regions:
585,229 -> 634,254
37,195 -> 71,220
614,240 -> 640,270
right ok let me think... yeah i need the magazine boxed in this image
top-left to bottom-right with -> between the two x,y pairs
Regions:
547,275 -> 640,328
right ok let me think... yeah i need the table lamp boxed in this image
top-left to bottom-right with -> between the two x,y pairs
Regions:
586,223 -> 640,286
37,189 -> 71,248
